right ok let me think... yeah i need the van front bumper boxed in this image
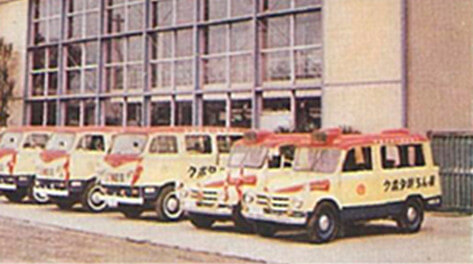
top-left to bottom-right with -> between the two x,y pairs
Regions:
242,205 -> 308,225
34,178 -> 89,199
0,174 -> 35,191
182,199 -> 233,217
101,184 -> 159,209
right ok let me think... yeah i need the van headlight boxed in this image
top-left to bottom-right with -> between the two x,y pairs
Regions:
290,196 -> 304,210
243,191 -> 256,204
144,187 -> 156,194
70,181 -> 82,187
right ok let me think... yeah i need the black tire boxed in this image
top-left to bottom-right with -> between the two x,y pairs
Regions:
188,213 -> 215,229
155,185 -> 183,221
27,185 -> 49,204
232,204 -> 254,233
396,198 -> 424,233
55,200 -> 75,210
120,207 -> 143,219
307,202 -> 340,243
81,181 -> 107,213
254,222 -> 277,237
4,190 -> 27,203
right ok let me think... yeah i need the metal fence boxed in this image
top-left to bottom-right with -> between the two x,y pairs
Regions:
429,131 -> 473,213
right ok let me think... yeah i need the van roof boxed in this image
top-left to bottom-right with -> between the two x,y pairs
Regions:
236,131 -> 311,148
307,128 -> 428,150
114,126 -> 248,135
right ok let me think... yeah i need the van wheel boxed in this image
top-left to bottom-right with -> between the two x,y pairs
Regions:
188,213 -> 215,229
120,207 -> 143,219
4,191 -> 27,203
28,186 -> 49,204
307,202 -> 340,243
396,198 -> 424,233
56,200 -> 75,210
232,204 -> 254,233
81,182 -> 107,213
155,186 -> 183,221
255,222 -> 277,237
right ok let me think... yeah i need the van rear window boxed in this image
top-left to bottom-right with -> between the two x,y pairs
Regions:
185,135 -> 212,154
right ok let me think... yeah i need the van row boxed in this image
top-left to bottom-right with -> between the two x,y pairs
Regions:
0,126 -> 442,243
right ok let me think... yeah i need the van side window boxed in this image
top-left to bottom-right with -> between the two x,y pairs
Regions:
380,145 -> 401,169
217,135 -> 243,153
399,144 -> 425,167
77,135 -> 105,152
149,136 -> 178,154
343,146 -> 372,172
23,134 -> 49,149
185,135 -> 212,154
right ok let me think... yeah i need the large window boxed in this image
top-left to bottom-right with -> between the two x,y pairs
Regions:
26,0 -> 322,128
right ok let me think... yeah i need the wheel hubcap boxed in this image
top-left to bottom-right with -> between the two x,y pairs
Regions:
88,187 -> 106,210
407,207 -> 417,222
34,191 -> 48,202
166,197 -> 178,212
163,191 -> 182,219
318,214 -> 330,231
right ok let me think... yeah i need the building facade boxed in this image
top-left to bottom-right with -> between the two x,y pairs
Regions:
0,0 -> 471,133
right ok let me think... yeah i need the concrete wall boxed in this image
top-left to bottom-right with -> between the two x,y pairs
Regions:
0,0 -> 27,126
407,0 -> 473,133
322,0 -> 404,133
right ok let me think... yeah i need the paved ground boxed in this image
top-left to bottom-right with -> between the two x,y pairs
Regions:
0,197 -> 471,263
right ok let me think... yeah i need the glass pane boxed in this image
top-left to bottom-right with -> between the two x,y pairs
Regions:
175,101 -> 192,126
231,55 -> 252,84
106,66 -> 124,91
107,7 -> 126,33
85,41 -> 99,65
34,21 -> 47,44
262,16 -> 291,49
263,51 -> 291,82
127,102 -> 142,126
65,100 -> 80,126
33,0 -> 48,19
84,100 -> 96,126
151,102 -> 171,126
207,0 -> 227,20
295,0 -> 322,7
296,97 -> 321,132
175,60 -> 193,87
68,15 -> 83,39
32,74 -> 45,96
47,72 -> 58,95
156,31 -> 173,59
151,63 -> 172,89
203,101 -> 226,126
50,0 -> 62,16
84,69 -> 97,92
46,101 -> 57,126
231,100 -> 251,128
206,25 -> 226,54
156,0 -> 173,26
86,0 -> 100,10
68,0 -> 85,13
49,18 -> 61,42
104,100 -> 123,126
32,48 -> 46,70
176,0 -> 194,24
231,22 -> 252,51
295,49 -> 322,80
128,4 -> 144,31
176,29 -> 193,57
106,38 -> 125,63
67,44 -> 82,67
263,0 -> 291,11
295,12 -> 322,46
66,70 -> 81,94
128,36 -> 143,61
203,57 -> 226,84
85,12 -> 100,37
30,102 -> 44,126
49,47 -> 59,68
127,64 -> 144,90
231,0 -> 253,17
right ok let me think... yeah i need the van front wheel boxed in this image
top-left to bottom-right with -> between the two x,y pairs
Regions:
155,186 -> 183,221
81,182 -> 107,213
307,202 -> 340,243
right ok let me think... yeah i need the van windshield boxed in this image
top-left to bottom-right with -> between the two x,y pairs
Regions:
110,134 -> 148,155
293,147 -> 341,173
0,132 -> 23,149
46,133 -> 76,151
228,145 -> 268,169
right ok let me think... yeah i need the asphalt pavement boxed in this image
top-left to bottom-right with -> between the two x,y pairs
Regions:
0,197 -> 470,263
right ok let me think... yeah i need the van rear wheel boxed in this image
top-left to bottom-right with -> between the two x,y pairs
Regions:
188,213 -> 215,229
4,191 -> 27,203
155,186 -> 183,221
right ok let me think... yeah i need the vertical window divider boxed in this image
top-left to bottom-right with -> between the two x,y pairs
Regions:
97,0 -> 106,126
